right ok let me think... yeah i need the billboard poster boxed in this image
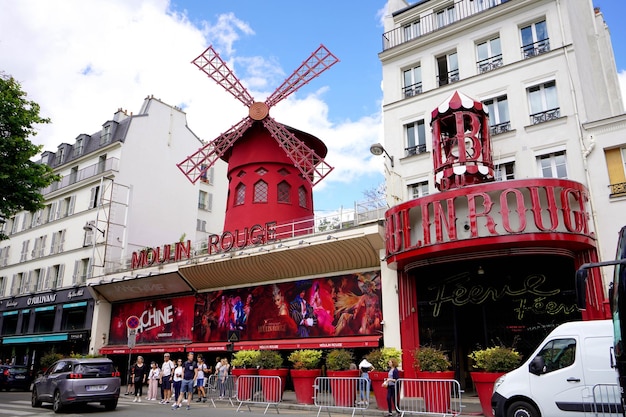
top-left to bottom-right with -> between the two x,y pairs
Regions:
109,295 -> 195,344
193,270 -> 382,342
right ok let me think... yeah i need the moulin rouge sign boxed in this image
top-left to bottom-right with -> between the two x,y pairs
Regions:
385,178 -> 594,260
131,221 -> 277,269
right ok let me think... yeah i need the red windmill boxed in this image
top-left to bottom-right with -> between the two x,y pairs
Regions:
178,45 -> 339,242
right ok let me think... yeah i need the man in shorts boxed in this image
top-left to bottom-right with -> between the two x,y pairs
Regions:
174,352 -> 198,410
160,353 -> 175,404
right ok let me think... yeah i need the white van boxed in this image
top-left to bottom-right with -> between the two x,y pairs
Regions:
491,320 -> 622,417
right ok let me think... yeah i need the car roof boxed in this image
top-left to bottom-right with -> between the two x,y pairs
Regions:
56,358 -> 114,364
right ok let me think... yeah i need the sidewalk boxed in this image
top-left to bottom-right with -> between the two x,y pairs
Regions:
121,387 -> 486,416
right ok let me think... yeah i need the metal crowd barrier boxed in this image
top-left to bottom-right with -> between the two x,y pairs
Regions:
205,374 -> 236,407
235,375 -> 283,414
314,376 -> 370,417
395,378 -> 462,417
590,383 -> 623,416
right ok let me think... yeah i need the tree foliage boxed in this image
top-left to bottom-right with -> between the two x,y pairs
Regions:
0,73 -> 58,240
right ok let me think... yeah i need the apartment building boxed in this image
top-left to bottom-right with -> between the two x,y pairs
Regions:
0,96 -> 227,363
378,0 -> 626,385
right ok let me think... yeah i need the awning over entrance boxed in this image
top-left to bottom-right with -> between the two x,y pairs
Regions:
231,335 -> 381,351
3,333 -> 69,344
99,343 -> 187,355
91,271 -> 194,302
179,225 -> 385,290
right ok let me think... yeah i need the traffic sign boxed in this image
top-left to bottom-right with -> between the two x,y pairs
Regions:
127,332 -> 136,349
126,315 -> 140,330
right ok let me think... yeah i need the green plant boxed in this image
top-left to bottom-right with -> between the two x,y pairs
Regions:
468,346 -> 522,373
288,349 -> 323,370
231,350 -> 261,368
365,347 -> 402,370
325,349 -> 354,371
258,350 -> 284,369
413,346 -> 451,372
40,352 -> 64,369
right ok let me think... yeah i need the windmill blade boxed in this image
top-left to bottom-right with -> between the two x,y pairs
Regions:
262,117 -> 334,186
192,46 -> 255,107
177,117 -> 253,184
264,45 -> 339,108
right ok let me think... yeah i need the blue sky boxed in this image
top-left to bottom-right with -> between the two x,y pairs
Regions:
0,0 -> 624,216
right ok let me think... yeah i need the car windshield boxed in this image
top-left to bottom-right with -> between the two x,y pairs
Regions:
74,362 -> 115,375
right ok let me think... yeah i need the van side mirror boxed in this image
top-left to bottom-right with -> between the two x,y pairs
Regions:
575,268 -> 588,310
529,356 -> 546,376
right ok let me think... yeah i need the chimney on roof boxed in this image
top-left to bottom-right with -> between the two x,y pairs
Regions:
113,108 -> 129,122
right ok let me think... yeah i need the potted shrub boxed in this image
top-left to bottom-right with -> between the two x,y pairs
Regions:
325,349 -> 358,407
39,352 -> 64,373
412,346 -> 454,412
288,349 -> 322,405
257,350 -> 287,401
365,347 -> 402,410
231,350 -> 261,401
469,346 -> 522,417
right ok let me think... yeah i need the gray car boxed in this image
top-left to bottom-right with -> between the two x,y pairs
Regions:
31,358 -> 120,413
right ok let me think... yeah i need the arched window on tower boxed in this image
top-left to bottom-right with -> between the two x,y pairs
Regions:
254,180 -> 268,203
235,183 -> 246,206
298,186 -> 307,208
278,181 -> 291,203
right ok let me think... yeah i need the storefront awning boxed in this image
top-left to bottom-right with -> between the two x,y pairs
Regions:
3,333 -> 68,344
231,335 -> 381,351
179,224 -> 385,291
91,271 -> 194,302
99,343 -> 187,355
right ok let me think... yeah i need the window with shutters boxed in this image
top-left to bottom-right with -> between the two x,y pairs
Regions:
11,273 -> 23,296
10,216 -> 19,234
50,230 -> 65,254
62,195 -> 75,217
0,276 -> 5,297
20,240 -> 29,262
0,247 -> 8,267
89,186 -> 101,209
73,258 -> 90,284
34,269 -> 45,292
605,147 -> 626,197
32,236 -> 46,258
20,271 -> 31,294
46,264 -> 63,289
410,181 -> 430,199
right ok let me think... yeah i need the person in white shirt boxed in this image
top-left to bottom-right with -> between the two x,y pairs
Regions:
159,353 -> 175,404
195,356 -> 209,402
171,359 -> 184,409
147,362 -> 160,400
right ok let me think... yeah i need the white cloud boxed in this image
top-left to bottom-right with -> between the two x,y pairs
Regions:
0,0 -> 383,195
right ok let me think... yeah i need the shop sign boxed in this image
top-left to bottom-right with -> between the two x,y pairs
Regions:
385,179 -> 592,257
67,289 -> 85,299
27,293 -> 57,305
131,240 -> 192,269
207,221 -> 277,254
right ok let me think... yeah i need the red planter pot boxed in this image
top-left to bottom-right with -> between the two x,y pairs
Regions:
258,369 -> 289,402
326,370 -> 360,407
415,370 -> 455,413
470,372 -> 505,417
231,368 -> 259,401
290,369 -> 321,405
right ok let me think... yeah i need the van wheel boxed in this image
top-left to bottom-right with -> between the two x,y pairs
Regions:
507,401 -> 540,417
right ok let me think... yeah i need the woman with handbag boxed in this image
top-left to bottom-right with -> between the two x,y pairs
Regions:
132,356 -> 148,403
385,358 -> 399,416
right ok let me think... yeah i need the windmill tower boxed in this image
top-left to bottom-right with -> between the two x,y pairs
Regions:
178,45 -> 339,242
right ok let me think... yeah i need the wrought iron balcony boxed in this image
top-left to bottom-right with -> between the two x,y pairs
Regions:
477,55 -> 503,74
382,0 -> 511,51
490,121 -> 511,136
406,144 -> 428,156
42,157 -> 120,195
403,82 -> 423,98
609,182 -> 626,197
522,39 -> 551,59
530,108 -> 560,125
437,69 -> 460,86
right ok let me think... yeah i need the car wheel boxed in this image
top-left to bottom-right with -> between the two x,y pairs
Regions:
103,399 -> 118,411
53,390 -> 64,413
31,388 -> 42,408
506,400 -> 540,417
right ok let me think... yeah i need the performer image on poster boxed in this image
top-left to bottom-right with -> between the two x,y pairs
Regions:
289,284 -> 318,337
